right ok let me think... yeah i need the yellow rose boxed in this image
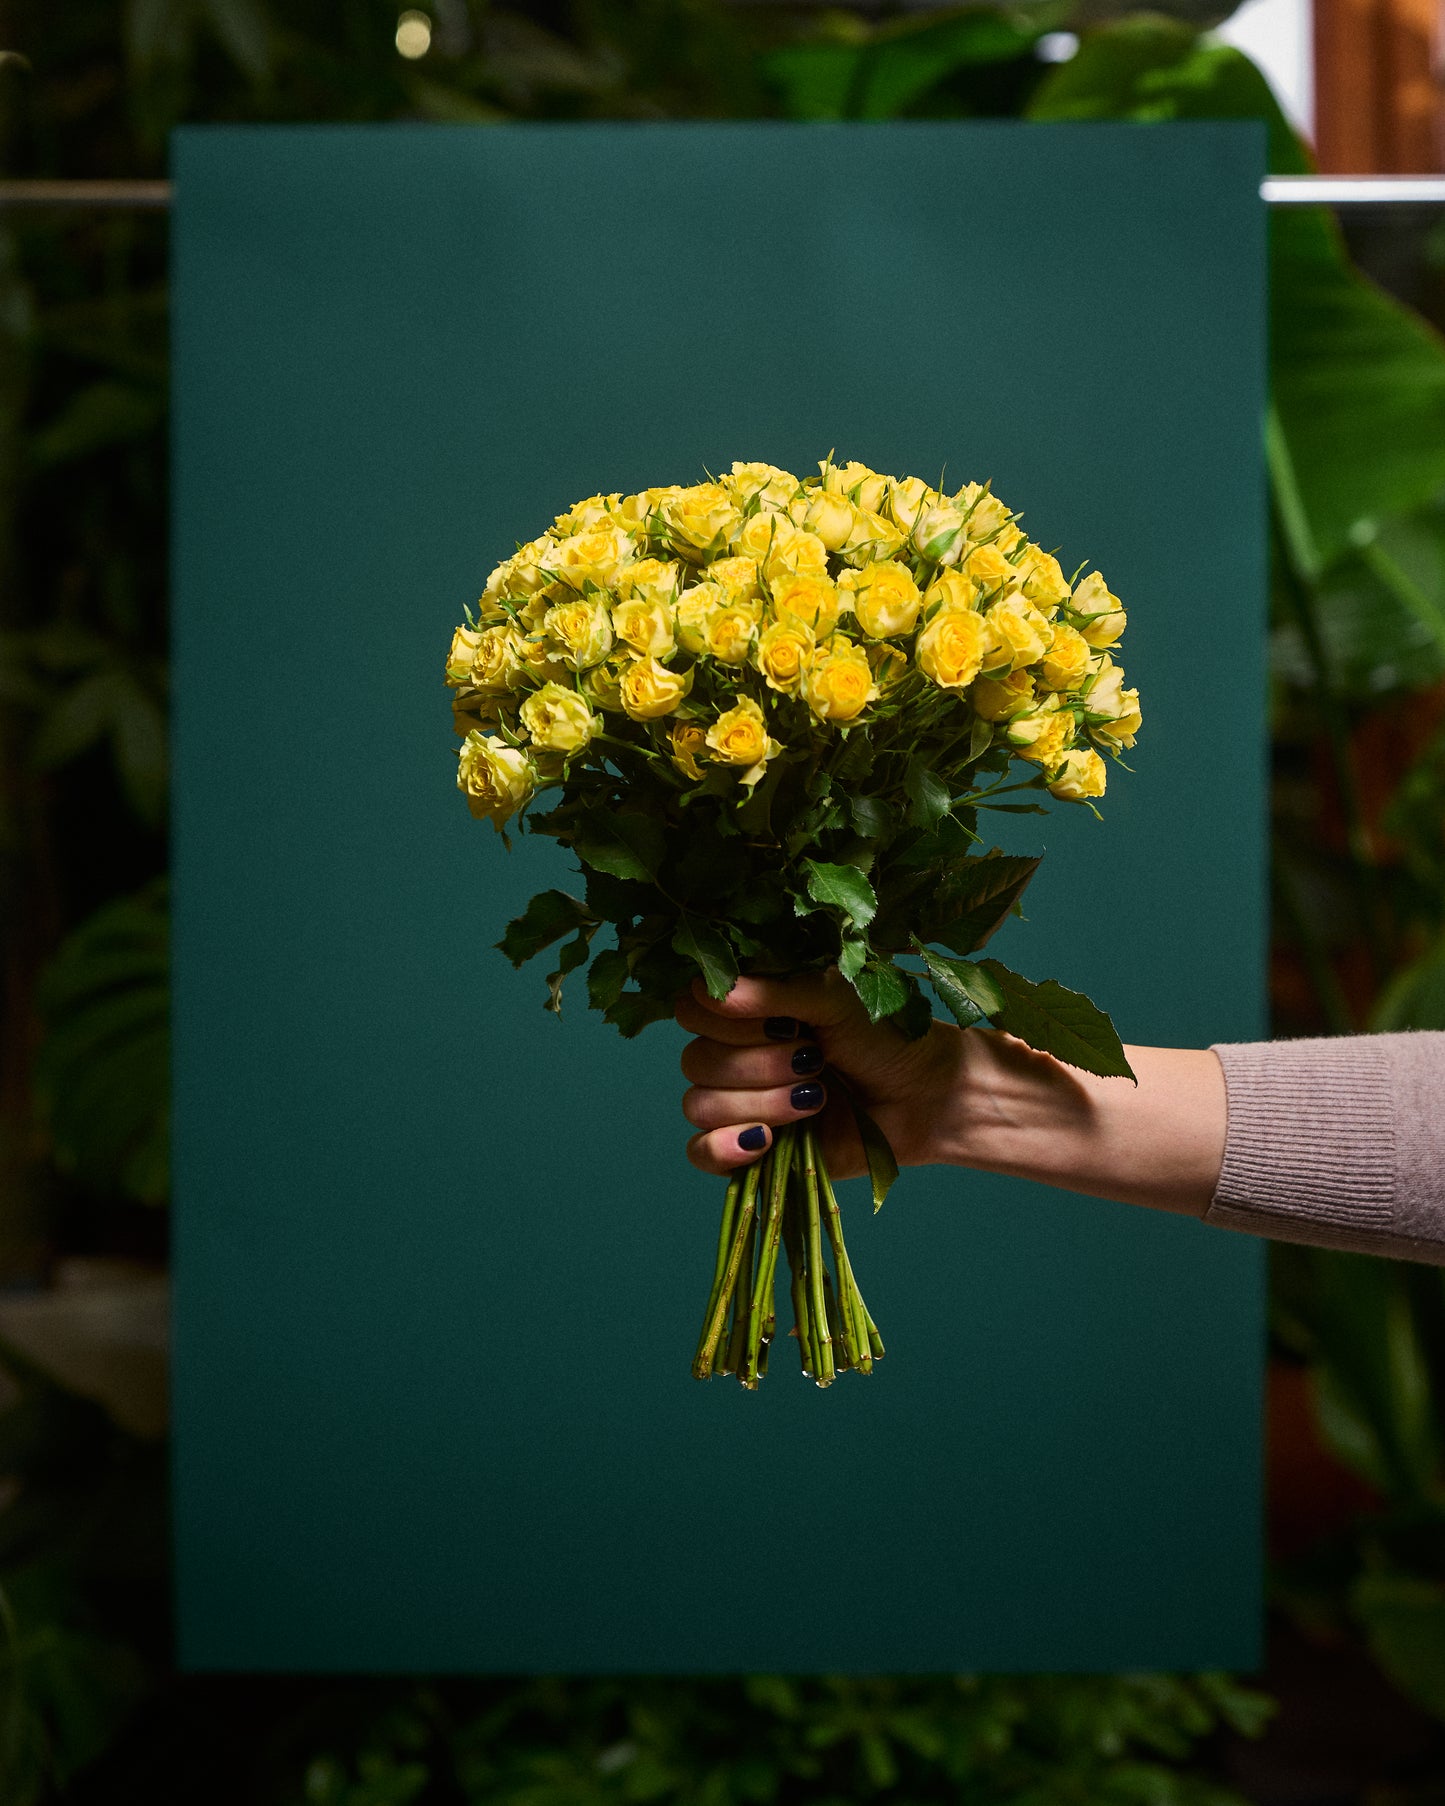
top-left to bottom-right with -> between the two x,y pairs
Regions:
803,634 -> 878,723
970,669 -> 1035,721
981,592 -> 1050,672
1018,545 -> 1071,613
1039,623 -> 1092,692
612,595 -> 677,659
961,543 -> 1016,600
703,556 -> 761,605
754,617 -> 816,694
519,681 -> 600,755
868,641 -> 909,691
1071,571 -> 1127,646
457,731 -> 535,828
543,597 -> 614,670
704,605 -> 757,665
676,582 -> 726,655
916,606 -> 988,690
541,525 -> 637,592
659,483 -> 744,561
725,461 -> 801,511
1049,748 -> 1108,802
821,458 -> 890,515
887,476 -> 937,531
468,624 -> 527,691
617,485 -> 682,530
1007,702 -> 1075,770
620,655 -> 693,721
1085,657 -> 1142,747
553,493 -> 621,535
616,556 -> 684,609
770,571 -> 843,637
705,696 -> 781,786
789,488 -> 856,551
445,625 -> 484,686
451,693 -> 505,738
957,484 -> 1016,544
670,720 -> 709,781
843,561 -> 922,639
581,652 -> 632,713
765,524 -> 830,584
922,570 -> 977,618
839,507 -> 906,567
513,632 -> 570,687
914,503 -> 969,565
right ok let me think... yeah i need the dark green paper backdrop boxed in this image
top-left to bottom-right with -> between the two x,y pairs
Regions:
172,122 -> 1267,1672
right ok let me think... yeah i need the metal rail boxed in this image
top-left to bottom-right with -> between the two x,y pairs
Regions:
2,175 -> 1445,210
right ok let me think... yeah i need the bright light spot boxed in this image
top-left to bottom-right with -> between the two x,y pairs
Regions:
1035,31 -> 1079,64
1213,0 -> 1314,139
395,10 -> 432,58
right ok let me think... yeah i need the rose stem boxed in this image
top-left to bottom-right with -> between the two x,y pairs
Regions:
822,1269 -> 849,1372
818,1155 -> 871,1374
745,1133 -> 791,1383
694,1158 -> 762,1378
780,1158 -> 811,1377
695,1172 -> 743,1375
801,1126 -> 835,1387
724,1202 -> 757,1378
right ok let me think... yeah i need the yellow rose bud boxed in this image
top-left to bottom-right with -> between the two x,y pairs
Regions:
868,641 -> 909,691
754,617 -> 816,694
541,524 -> 636,592
1085,657 -> 1142,747
839,507 -> 906,567
843,561 -> 922,639
543,597 -> 614,670
981,592 -> 1050,672
914,503 -> 969,564
480,534 -> 554,613
703,556 -> 762,606
822,458 -> 890,515
457,730 -> 535,828
676,582 -> 726,655
616,556 -> 684,609
726,461 -> 801,511
887,475 -> 937,531
923,570 -> 977,617
620,654 -> 693,721
704,605 -> 757,665
467,623 -> 527,691
764,524 -> 829,585
961,543 -> 1016,600
916,606 -> 988,690
1018,545 -> 1071,613
1039,623 -> 1092,692
445,625 -> 484,686
553,493 -> 621,535
1071,571 -> 1127,647
659,483 -> 744,561
969,669 -> 1035,721
1049,748 -> 1108,802
802,634 -> 878,724
670,720 -> 709,781
519,681 -> 600,755
617,485 -> 683,530
770,571 -> 843,637
705,696 -> 781,786
789,488 -> 856,551
1007,703 -> 1075,770
612,595 -> 677,659
514,632 -> 570,687
957,484 -> 1015,544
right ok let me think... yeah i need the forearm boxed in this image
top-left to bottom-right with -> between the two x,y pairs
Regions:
925,1032 -> 1226,1218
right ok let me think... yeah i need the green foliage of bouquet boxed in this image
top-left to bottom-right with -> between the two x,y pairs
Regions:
444,457 -> 1142,1388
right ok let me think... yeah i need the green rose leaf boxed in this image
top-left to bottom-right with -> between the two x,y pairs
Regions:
544,929 -> 593,1016
672,914 -> 739,1001
904,758 -> 952,829
831,1072 -> 899,1214
922,853 -> 1041,956
496,889 -> 595,967
853,957 -> 909,1024
575,809 -> 665,883
978,959 -> 1136,1081
604,991 -> 676,1038
838,932 -> 869,984
803,858 -> 877,930
849,793 -> 894,842
586,946 -> 630,1012
888,969 -> 936,1042
916,943 -> 1004,1029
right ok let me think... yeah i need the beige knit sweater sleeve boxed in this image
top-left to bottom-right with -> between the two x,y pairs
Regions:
1206,1032 -> 1445,1264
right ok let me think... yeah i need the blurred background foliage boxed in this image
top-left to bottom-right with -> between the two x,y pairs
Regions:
2,0 -> 1445,1799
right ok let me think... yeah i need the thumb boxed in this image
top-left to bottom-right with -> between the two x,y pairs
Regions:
690,969 -> 863,1030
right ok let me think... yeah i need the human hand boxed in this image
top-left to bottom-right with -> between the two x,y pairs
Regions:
674,971 -> 968,1178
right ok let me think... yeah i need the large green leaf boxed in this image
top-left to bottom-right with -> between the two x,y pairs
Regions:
978,960 -> 1135,1080
852,958 -> 909,1024
496,890 -> 593,967
574,809 -> 665,883
917,945 -> 1004,1029
671,915 -> 739,1001
922,853 -> 1040,956
803,859 -> 877,930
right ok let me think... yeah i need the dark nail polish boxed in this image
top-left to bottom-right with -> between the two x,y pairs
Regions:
764,1016 -> 798,1041
791,1044 -> 824,1076
790,1082 -> 825,1113
738,1125 -> 768,1152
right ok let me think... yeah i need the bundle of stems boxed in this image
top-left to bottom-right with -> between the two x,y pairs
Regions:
692,1123 -> 883,1389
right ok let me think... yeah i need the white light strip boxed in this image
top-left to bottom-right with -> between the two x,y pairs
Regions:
1262,175 -> 1445,205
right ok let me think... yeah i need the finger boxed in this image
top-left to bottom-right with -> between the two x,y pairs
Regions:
686,1122 -> 773,1176
681,1078 -> 827,1132
688,970 -> 860,1031
679,1036 -> 826,1088
675,991 -> 816,1046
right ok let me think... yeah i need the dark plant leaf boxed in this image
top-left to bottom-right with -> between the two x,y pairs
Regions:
979,960 -> 1135,1081
904,758 -> 951,829
853,958 -> 909,1024
672,914 -> 739,1001
544,930 -> 592,1015
917,945 -> 1004,1029
496,890 -> 593,967
926,854 -> 1041,957
604,991 -> 675,1038
574,808 -> 665,882
803,858 -> 877,930
586,948 -> 629,1013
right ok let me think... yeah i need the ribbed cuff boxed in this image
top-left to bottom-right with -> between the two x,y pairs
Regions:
1207,1037 -> 1396,1234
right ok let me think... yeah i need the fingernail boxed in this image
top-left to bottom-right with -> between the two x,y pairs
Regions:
790,1082 -> 825,1113
791,1045 -> 824,1076
764,1016 -> 798,1041
738,1125 -> 768,1152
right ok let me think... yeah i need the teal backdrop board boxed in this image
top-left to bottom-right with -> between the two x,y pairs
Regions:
172,122 -> 1267,1672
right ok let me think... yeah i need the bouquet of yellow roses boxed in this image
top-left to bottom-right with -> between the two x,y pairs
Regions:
445,458 -> 1141,1389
